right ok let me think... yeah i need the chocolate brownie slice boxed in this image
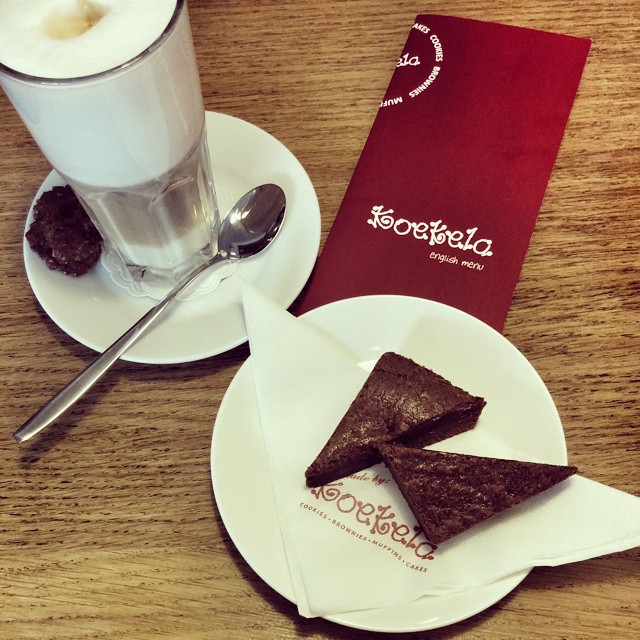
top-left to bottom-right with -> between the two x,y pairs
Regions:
378,443 -> 577,544
305,352 -> 485,487
26,185 -> 102,276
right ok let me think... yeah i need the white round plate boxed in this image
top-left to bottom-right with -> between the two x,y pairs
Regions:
22,111 -> 320,364
211,295 -> 568,633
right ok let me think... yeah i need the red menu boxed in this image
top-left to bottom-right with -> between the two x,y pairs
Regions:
298,15 -> 590,330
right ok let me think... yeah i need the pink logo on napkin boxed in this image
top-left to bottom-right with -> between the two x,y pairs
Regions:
305,472 -> 438,571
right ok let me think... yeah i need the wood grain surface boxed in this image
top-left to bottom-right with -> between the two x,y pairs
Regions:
0,1 -> 638,638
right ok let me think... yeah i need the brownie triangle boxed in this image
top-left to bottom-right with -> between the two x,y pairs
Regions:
305,352 -> 485,487
378,443 -> 578,544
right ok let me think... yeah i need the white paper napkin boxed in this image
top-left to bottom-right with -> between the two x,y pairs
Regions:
241,282 -> 640,618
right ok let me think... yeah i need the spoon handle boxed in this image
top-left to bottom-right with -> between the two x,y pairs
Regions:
13,253 -> 228,443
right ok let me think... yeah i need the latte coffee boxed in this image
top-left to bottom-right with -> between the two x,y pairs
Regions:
0,0 -> 219,283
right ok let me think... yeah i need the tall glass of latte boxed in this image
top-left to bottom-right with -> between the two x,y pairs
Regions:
0,0 -> 219,286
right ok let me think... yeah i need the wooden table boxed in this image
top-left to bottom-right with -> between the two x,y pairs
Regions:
0,1 -> 638,638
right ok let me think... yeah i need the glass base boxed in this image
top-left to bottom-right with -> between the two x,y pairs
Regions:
101,245 -> 237,301
122,241 -> 215,284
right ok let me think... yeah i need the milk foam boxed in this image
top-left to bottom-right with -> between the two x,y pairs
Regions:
0,0 -> 204,188
0,0 -> 177,78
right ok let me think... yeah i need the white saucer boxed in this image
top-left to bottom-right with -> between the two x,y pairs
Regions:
211,295 -> 568,632
22,112 -> 321,364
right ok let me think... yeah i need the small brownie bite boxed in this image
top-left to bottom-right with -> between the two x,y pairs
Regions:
26,185 -> 102,276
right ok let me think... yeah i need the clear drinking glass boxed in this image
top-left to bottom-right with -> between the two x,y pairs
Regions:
0,0 -> 219,286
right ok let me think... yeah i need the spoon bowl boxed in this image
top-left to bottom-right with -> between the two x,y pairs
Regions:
220,184 -> 286,260
14,183 -> 286,443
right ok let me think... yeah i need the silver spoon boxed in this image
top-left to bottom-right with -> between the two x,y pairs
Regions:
14,183 -> 286,443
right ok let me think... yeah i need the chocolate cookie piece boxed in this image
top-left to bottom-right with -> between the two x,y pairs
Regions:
378,443 -> 577,544
305,352 -> 485,487
26,185 -> 102,276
